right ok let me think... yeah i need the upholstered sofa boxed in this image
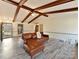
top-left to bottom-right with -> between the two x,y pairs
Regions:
22,33 -> 49,44
22,33 -> 49,59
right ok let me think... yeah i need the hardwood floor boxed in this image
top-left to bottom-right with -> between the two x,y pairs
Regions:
0,37 -> 78,59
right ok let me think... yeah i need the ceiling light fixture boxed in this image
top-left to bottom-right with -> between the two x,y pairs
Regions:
31,14 -> 35,16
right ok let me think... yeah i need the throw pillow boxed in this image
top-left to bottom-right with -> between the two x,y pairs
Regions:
36,32 -> 41,38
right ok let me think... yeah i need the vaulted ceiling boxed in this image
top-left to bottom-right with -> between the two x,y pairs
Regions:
0,0 -> 78,23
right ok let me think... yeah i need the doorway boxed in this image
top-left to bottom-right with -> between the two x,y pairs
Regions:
2,23 -> 13,39
35,24 -> 43,34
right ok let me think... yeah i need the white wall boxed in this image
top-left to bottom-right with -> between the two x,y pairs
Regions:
12,23 -> 35,36
23,23 -> 35,33
35,11 -> 78,44
36,12 -> 78,34
0,18 -> 35,36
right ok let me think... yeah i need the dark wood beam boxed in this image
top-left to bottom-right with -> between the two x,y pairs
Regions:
28,15 -> 41,24
3,0 -> 48,17
13,7 -> 20,22
19,0 -> 27,6
34,0 -> 74,10
28,7 -> 78,24
13,0 -> 27,22
21,12 -> 33,23
24,0 -> 74,23
44,7 -> 78,14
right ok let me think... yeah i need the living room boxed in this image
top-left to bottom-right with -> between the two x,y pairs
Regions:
0,0 -> 78,59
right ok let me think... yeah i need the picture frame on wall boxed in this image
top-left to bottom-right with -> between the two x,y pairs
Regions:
18,24 -> 23,34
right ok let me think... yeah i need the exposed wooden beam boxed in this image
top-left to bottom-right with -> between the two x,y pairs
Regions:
13,6 -> 20,22
25,0 -> 74,23
27,0 -> 74,23
34,0 -> 74,10
13,0 -> 27,22
21,12 -> 33,23
44,7 -> 78,14
28,7 -> 78,24
19,0 -> 27,6
3,0 -> 48,17
28,15 -> 41,24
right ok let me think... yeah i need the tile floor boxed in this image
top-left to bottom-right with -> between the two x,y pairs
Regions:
0,37 -> 78,59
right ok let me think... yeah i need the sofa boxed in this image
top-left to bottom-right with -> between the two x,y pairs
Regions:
22,33 -> 49,44
22,32 -> 49,59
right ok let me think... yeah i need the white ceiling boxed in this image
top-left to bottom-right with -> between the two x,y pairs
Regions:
0,0 -> 78,23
